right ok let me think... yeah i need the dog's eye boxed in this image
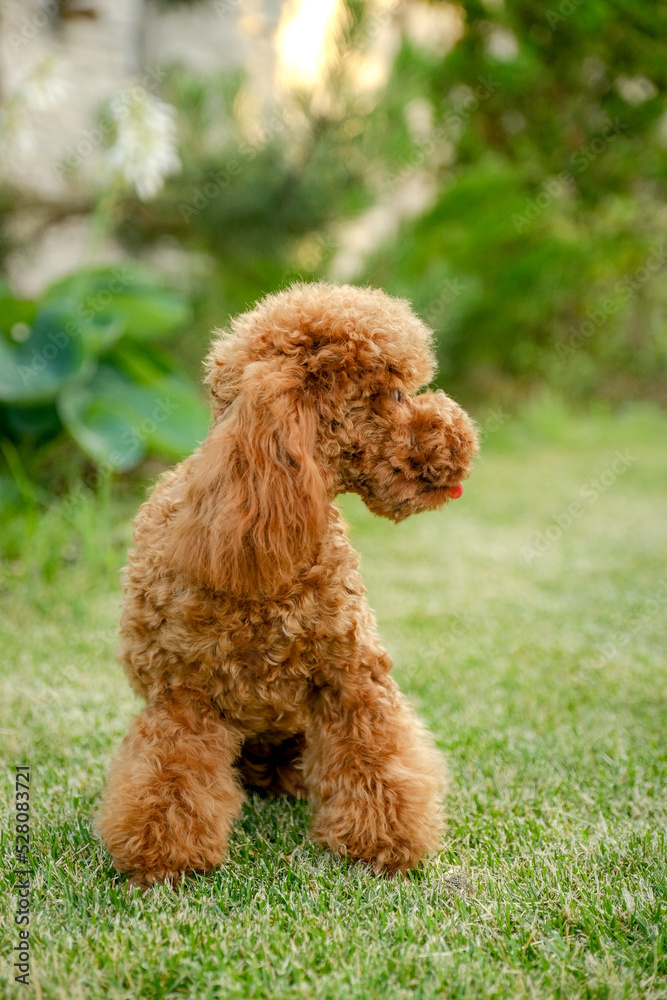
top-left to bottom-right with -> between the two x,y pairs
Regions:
392,389 -> 405,403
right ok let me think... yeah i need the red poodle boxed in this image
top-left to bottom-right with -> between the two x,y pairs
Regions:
98,282 -> 478,887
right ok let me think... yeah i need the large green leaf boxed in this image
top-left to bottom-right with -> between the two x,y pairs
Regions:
75,309 -> 125,357
57,364 -> 209,471
1,402 -> 62,441
0,305 -> 88,405
105,289 -> 191,341
106,339 -> 183,383
105,344 -> 211,459
141,378 -> 210,459
57,369 -> 147,472
0,293 -> 36,333
58,389 -> 146,471
0,470 -> 21,509
44,266 -> 191,343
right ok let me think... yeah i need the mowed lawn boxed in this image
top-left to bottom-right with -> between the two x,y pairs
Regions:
1,401 -> 666,1000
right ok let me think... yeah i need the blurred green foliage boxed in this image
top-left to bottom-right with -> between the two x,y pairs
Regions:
361,0 -> 667,401
117,67 -> 371,344
121,0 -> 667,404
2,0 -> 666,496
0,267 -> 208,476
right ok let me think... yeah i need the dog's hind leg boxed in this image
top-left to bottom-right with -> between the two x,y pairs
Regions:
97,690 -> 244,888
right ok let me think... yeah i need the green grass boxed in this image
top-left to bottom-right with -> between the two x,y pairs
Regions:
1,399 -> 666,999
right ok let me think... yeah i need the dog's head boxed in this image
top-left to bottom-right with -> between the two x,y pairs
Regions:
166,283 -> 478,594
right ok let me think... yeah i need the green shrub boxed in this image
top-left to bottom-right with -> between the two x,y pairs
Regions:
0,266 -> 209,475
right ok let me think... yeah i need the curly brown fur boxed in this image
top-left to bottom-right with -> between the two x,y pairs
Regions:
97,282 -> 478,886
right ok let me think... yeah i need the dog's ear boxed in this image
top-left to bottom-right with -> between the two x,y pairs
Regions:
163,387 -> 328,596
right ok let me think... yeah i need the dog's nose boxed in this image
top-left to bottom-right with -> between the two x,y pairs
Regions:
411,392 -> 478,488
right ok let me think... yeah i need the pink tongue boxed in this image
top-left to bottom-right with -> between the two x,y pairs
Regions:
446,483 -> 463,499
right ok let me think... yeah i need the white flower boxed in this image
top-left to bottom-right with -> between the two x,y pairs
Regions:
18,55 -> 70,112
0,55 -> 70,153
106,87 -> 181,201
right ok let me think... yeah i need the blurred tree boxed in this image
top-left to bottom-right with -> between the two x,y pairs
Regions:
359,0 -> 667,402
99,1 -> 667,404
114,64 -> 372,374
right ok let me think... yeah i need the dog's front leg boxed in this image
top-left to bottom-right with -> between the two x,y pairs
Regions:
303,672 -> 446,873
97,691 -> 244,888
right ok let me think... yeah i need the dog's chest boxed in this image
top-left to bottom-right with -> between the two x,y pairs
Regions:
202,609 -> 362,733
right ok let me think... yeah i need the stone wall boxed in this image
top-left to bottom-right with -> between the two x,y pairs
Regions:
0,0 -> 281,199
0,0 -> 282,292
